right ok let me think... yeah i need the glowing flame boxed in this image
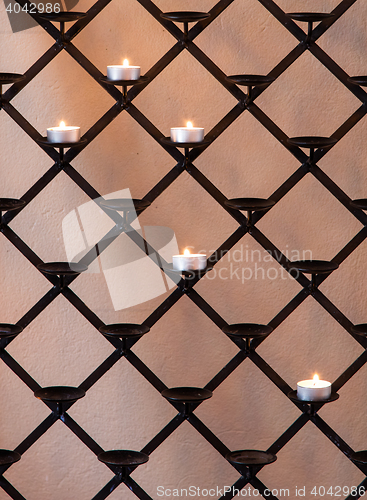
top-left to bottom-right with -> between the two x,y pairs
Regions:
123,59 -> 129,67
186,121 -> 193,129
184,248 -> 191,256
59,121 -> 66,128
313,374 -> 319,385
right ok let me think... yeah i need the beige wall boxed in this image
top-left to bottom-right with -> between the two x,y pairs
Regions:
1,0 -> 367,498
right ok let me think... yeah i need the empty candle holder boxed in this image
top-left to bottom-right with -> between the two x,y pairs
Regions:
99,198 -> 151,230
222,323 -> 273,352
38,12 -> 86,44
287,260 -> 338,292
99,323 -> 150,353
161,387 -> 212,416
37,262 -> 88,289
160,12 -> 210,43
226,75 -> 274,105
350,199 -> 367,210
98,450 -> 149,480
100,75 -> 149,107
351,451 -> 367,465
34,386 -> 85,416
0,198 -> 26,226
0,73 -> 25,101
351,324 -> 367,337
287,12 -> 334,45
225,198 -> 275,229
0,450 -> 21,467
348,77 -> 367,87
0,324 -> 23,339
226,450 -> 277,479
287,136 -> 337,164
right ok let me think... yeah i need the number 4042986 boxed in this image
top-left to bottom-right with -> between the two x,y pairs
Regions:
6,3 -> 61,14
311,485 -> 365,496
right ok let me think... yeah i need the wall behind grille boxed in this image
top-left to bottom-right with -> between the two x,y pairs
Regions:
1,0 -> 367,498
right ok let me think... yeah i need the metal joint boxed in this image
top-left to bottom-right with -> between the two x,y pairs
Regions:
57,40 -> 67,49
119,339 -> 127,356
56,160 -> 64,171
55,402 -> 63,418
117,468 -> 128,482
180,278 -> 191,293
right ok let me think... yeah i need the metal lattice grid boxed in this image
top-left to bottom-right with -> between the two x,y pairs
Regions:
1,0 -> 367,498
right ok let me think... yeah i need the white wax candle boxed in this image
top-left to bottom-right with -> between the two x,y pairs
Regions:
172,248 -> 207,271
297,374 -> 331,401
107,59 -> 140,81
47,121 -> 80,143
171,121 -> 204,143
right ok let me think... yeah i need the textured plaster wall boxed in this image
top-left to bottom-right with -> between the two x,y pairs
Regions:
1,0 -> 367,498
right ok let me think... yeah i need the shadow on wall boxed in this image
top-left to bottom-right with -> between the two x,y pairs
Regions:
4,0 -> 78,32
62,188 -> 180,311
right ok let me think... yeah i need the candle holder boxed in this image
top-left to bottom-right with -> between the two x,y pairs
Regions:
287,260 -> 338,293
226,75 -> 274,106
161,387 -> 212,417
351,324 -> 367,337
100,76 -> 149,107
0,450 -> 21,467
222,323 -> 273,352
348,77 -> 367,87
0,323 -> 23,339
0,73 -> 25,101
226,450 -> 277,479
287,136 -> 337,164
287,12 -> 334,45
37,262 -> 88,289
99,323 -> 150,353
38,12 -> 87,45
98,450 -> 149,481
166,265 -> 211,292
36,137 -> 88,167
350,199 -> 367,210
161,137 -> 211,169
34,386 -> 85,416
0,198 -> 26,226
98,198 -> 151,230
225,198 -> 275,230
288,390 -> 339,416
351,451 -> 367,465
160,12 -> 210,43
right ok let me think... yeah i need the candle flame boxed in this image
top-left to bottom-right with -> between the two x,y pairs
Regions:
313,374 -> 319,385
123,59 -> 129,67
186,121 -> 193,129
184,248 -> 191,256
59,121 -> 66,128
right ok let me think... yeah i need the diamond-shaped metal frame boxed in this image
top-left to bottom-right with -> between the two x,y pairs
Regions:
1,0 -> 367,499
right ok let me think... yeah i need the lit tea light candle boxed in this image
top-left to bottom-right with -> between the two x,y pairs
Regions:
107,59 -> 141,81
170,121 -> 204,143
172,248 -> 207,271
47,121 -> 80,143
297,374 -> 331,401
